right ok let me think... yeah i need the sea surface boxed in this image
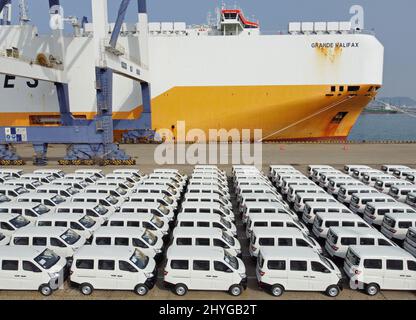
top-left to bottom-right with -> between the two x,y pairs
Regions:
348,114 -> 416,141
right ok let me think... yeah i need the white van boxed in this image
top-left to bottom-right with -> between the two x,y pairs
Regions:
114,168 -> 146,179
164,246 -> 246,296
302,202 -> 352,225
127,193 -> 177,209
147,174 -> 185,189
325,227 -> 395,259
363,202 -> 416,227
21,173 -> 56,184
192,174 -> 227,186
84,185 -> 130,200
54,203 -> 113,224
0,202 -> 51,223
381,213 -> 416,241
352,168 -> 382,180
318,172 -> 349,189
242,201 -> 298,223
381,165 -> 410,174
307,165 -> 334,178
96,178 -> 136,191
36,185 -> 79,198
237,186 -> 280,204
235,180 -> 273,195
186,185 -> 230,199
189,180 -> 229,192
374,178 -> 412,193
91,227 -> 163,260
172,227 -> 241,256
349,193 -> 395,215
0,169 -> 24,178
281,178 -> 314,195
10,226 -> 86,258
74,169 -> 104,179
4,179 -> 42,190
106,173 -> 141,184
183,193 -> 231,210
344,246 -> 416,296
33,169 -> 65,178
249,228 -> 321,257
287,185 -> 326,204
107,213 -> 169,237
344,165 -> 371,175
389,185 -> 416,202
327,179 -> 363,196
0,194 -> 11,203
36,213 -> 99,239
52,178 -> 88,190
152,168 -> 187,180
71,246 -> 156,296
71,193 -> 123,211
311,168 -> 340,183
406,192 -> 416,208
337,185 -> 376,204
0,185 -> 30,198
312,212 -> 370,240
0,213 -> 32,236
294,193 -> 336,213
257,247 -> 342,297
246,213 -> 309,238
239,194 -> 288,214
406,174 -> 416,184
17,192 -> 67,207
176,213 -> 237,236
362,173 -> 393,187
393,168 -> 416,180
0,247 -> 67,296
135,185 -> 180,200
404,227 -> 416,257
181,202 -> 234,222
273,172 -> 305,188
119,202 -> 174,221
65,173 -> 97,183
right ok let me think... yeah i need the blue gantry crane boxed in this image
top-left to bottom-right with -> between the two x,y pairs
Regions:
0,0 -> 153,165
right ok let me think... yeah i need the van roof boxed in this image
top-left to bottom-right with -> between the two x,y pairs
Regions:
167,245 -> 224,259
0,213 -> 21,221
290,185 -> 324,191
384,212 -> 416,220
52,178 -> 84,184
120,203 -> 163,209
244,202 -> 287,209
341,185 -> 377,191
366,202 -> 414,209
114,169 -> 141,173
241,194 -> 279,200
304,202 -> 349,209
382,165 -> 409,169
17,192 -> 62,200
0,169 -> 24,173
75,169 -> 103,173
37,213 -> 86,220
315,212 -> 362,219
173,227 -> 223,237
352,193 -> 392,199
108,213 -> 154,221
247,213 -> 294,221
73,246 -> 136,259
72,193 -> 113,199
329,227 -> 387,238
345,165 -> 371,169
184,193 -> 222,200
12,226 -> 68,237
0,202 -> 43,209
136,185 -> 172,191
181,202 -> 223,209
55,203 -> 99,209
33,169 -> 64,173
392,185 -> 416,191
0,246 -> 42,259
252,227 -> 303,237
0,185 -> 23,190
93,227 -> 145,237
349,246 -> 413,259
85,185 -> 121,191
36,185 -> 72,191
296,192 -> 334,198
260,247 -> 319,259
176,213 -> 223,222
21,173 -> 52,178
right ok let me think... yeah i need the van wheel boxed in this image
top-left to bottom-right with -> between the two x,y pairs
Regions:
366,283 -> 379,296
174,284 -> 188,296
326,285 -> 340,297
229,284 -> 243,296
80,283 -> 94,295
39,284 -> 53,296
271,284 -> 284,297
134,284 -> 149,296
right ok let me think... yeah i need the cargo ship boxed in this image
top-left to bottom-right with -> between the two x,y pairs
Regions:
0,4 -> 384,142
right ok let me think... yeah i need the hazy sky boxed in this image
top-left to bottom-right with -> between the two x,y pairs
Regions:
10,0 -> 416,99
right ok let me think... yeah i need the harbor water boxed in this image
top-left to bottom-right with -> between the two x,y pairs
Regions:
348,113 -> 416,141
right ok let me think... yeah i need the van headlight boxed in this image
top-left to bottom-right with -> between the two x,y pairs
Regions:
145,273 -> 154,278
49,272 -> 61,279
239,273 -> 247,278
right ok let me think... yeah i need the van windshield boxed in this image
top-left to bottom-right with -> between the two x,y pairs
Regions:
142,230 -> 157,245
163,196 -> 173,205
130,249 -> 149,269
408,194 -> 416,203
320,255 -> 335,270
0,195 -> 11,203
158,205 -> 169,215
220,217 -> 232,229
79,216 -> 96,228
67,187 -> 79,195
224,250 -> 238,270
94,205 -> 108,216
16,187 -> 29,195
34,204 -> 50,215
10,215 -> 30,228
116,187 -> 127,196
151,215 -> 164,228
346,249 -> 360,266
32,181 -> 42,187
60,229 -> 81,245
35,249 -> 60,269
384,216 -> 396,228
408,230 -> 416,242
168,187 -> 176,195
0,233 -> 5,241
52,195 -> 66,204
106,195 -> 119,205
222,231 -> 235,246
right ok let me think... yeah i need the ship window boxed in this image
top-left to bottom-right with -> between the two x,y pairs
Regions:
348,86 -> 360,92
339,86 -> 344,92
331,112 -> 348,124
331,86 -> 336,92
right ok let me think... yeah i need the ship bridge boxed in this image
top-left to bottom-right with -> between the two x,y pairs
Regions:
220,9 -> 260,36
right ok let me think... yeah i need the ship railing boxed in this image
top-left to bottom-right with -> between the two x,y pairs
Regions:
260,29 -> 376,36
0,49 -> 64,70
